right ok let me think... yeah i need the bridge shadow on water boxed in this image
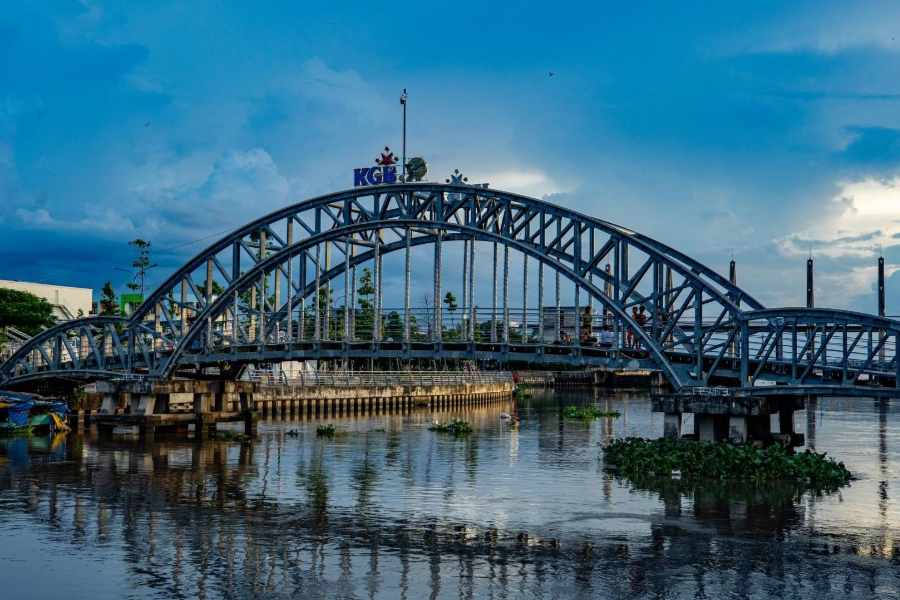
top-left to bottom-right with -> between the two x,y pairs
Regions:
2,390 -> 900,599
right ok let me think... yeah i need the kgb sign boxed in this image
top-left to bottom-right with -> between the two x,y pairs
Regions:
354,146 -> 399,187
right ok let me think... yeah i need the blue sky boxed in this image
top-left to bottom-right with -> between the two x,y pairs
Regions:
2,0 -> 900,313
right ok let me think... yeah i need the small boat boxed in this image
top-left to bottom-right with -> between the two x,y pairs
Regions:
0,392 -> 70,434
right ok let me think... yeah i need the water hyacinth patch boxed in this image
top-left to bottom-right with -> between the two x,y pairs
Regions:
316,424 -> 336,437
428,419 -> 474,435
563,406 -> 621,421
603,437 -> 851,489
211,429 -> 252,443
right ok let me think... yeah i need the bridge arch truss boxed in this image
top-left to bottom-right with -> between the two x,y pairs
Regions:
2,184 -> 899,396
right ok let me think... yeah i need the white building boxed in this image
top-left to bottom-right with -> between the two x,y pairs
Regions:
0,279 -> 93,321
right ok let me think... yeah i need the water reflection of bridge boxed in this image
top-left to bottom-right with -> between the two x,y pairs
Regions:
4,396 -> 900,598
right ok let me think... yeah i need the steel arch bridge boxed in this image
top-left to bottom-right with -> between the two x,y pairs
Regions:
3,183 -> 899,397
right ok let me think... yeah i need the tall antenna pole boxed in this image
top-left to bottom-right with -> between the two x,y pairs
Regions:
400,88 -> 408,181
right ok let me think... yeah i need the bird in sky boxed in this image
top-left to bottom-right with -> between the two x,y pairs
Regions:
548,71 -> 554,77
143,122 -> 150,127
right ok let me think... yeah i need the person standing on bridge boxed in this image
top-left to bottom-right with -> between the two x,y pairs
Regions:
634,306 -> 648,349
628,308 -> 639,348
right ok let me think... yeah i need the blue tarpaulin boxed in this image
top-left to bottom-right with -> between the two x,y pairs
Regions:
0,393 -> 68,428
7,402 -> 30,427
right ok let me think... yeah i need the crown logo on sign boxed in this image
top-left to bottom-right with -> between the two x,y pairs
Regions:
375,146 -> 397,166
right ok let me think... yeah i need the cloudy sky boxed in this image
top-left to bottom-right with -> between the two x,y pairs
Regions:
2,0 -> 900,314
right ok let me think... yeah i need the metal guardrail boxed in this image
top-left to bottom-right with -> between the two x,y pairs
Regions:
246,370 -> 514,388
682,386 -> 750,398
111,374 -> 149,381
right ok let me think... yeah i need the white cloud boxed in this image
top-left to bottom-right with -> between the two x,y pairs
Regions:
777,176 -> 900,259
730,2 -> 900,55
14,206 -> 139,235
469,169 -> 569,198
292,58 -> 392,126
12,148 -> 302,244
817,263 -> 900,307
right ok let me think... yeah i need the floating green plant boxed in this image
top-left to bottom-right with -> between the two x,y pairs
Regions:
428,419 -> 474,435
602,437 -> 851,489
563,406 -> 621,421
210,429 -> 252,443
316,424 -> 336,437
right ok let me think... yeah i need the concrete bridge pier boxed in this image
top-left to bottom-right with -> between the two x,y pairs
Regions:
654,392 -> 806,447
93,381 -> 259,440
663,413 -> 682,439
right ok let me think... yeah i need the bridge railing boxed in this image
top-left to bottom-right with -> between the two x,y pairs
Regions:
209,307 -> 699,348
736,311 -> 900,387
246,370 -> 514,388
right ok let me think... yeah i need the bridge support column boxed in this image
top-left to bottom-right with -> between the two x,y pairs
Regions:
748,415 -> 771,441
100,393 -> 118,415
193,393 -> 213,414
779,409 -> 795,435
728,415 -> 748,444
195,419 -> 211,440
244,411 -> 258,436
139,424 -> 156,442
695,414 -> 717,442
131,394 -> 167,415
663,413 -> 682,439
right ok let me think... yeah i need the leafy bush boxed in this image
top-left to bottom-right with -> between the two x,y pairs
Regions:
563,406 -> 621,421
603,437 -> 851,489
428,419 -> 474,435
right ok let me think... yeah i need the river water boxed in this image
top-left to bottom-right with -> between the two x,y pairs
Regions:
1,389 -> 899,599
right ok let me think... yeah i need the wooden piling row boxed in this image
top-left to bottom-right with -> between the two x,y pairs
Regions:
246,389 -> 510,419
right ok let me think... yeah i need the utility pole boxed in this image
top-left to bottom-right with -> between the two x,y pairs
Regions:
806,256 -> 814,308
400,89 -> 408,181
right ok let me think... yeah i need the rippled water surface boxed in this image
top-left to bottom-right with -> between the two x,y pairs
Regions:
2,389 -> 900,599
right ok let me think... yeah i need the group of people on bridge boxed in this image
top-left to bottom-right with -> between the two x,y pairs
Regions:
571,305 -> 650,350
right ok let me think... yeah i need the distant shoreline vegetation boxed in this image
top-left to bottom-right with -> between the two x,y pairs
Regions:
603,437 -> 851,490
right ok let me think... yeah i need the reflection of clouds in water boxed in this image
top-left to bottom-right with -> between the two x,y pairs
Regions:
2,391 -> 900,598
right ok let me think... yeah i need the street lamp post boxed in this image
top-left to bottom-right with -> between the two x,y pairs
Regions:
400,89 -> 407,181
116,262 -> 158,315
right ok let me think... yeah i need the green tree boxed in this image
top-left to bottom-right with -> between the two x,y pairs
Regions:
384,310 -> 404,340
100,281 -> 119,316
195,278 -> 226,298
478,319 -> 502,342
443,291 -> 458,340
306,286 -> 337,338
355,268 -> 376,340
0,288 -> 58,336
128,238 -> 153,303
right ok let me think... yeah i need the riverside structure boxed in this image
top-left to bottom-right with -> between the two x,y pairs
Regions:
1,181 -> 898,404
